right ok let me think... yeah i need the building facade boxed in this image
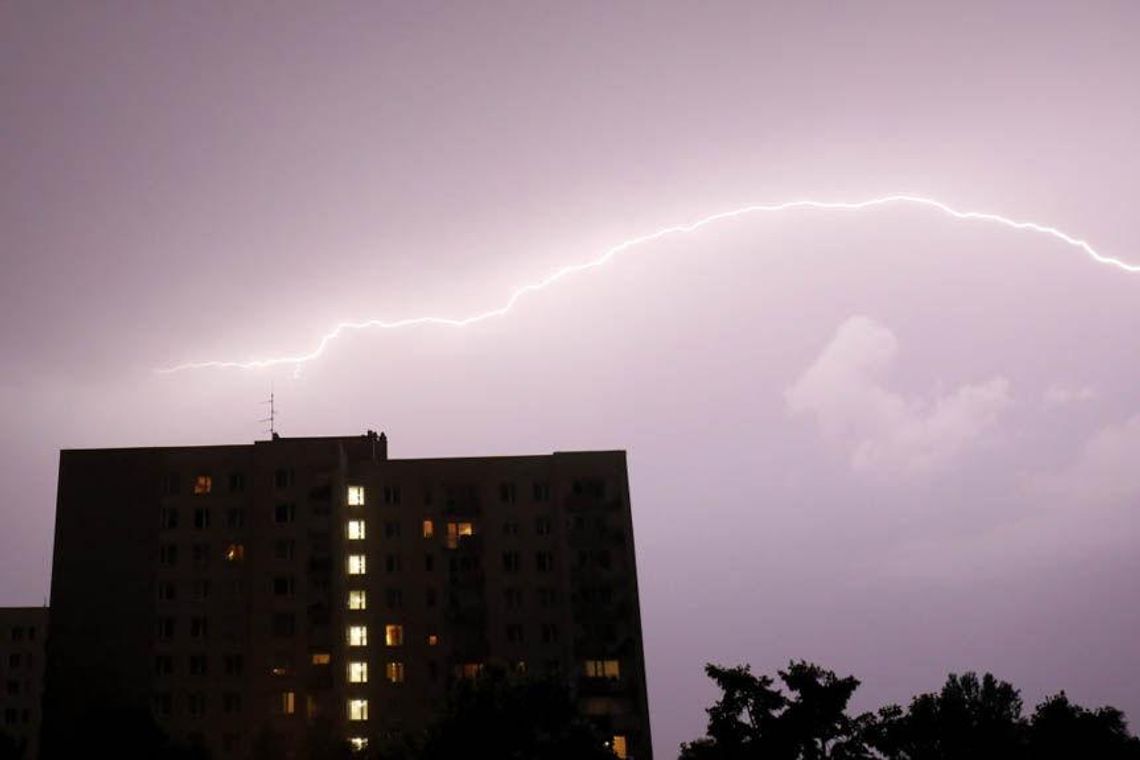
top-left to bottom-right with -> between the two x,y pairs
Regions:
42,432 -> 651,759
0,608 -> 46,759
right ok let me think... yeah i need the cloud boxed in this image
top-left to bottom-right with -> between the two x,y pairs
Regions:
1029,413 -> 1140,505
785,316 -> 1011,476
1043,383 -> 1097,407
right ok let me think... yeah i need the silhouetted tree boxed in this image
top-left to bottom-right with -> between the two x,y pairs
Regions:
679,661 -> 871,760
867,672 -> 1026,760
1027,692 -> 1140,760
416,665 -> 614,760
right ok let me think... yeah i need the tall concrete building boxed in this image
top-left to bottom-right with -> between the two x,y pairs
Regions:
0,608 -> 47,759
42,432 -> 651,759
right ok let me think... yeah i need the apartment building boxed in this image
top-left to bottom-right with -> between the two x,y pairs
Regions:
41,432 -> 651,759
0,608 -> 46,759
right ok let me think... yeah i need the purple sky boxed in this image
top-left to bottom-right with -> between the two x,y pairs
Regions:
4,2 -> 1140,755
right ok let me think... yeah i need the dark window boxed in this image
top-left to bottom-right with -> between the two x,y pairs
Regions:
161,508 -> 179,530
153,693 -> 172,716
274,503 -> 295,524
162,473 -> 180,495
504,587 -> 523,608
273,577 -> 295,596
535,517 -> 552,536
383,485 -> 402,504
424,554 -> 435,572
7,654 -> 18,669
426,587 -> 437,607
190,617 -> 209,639
192,543 -> 210,566
274,468 -> 295,489
188,693 -> 206,718
156,617 -> 175,640
223,692 -> 242,714
506,624 -> 524,643
189,654 -> 208,675
224,654 -> 244,676
385,555 -> 402,573
158,581 -> 176,602
194,508 -> 210,530
385,521 -> 401,538
536,551 -> 554,572
386,588 -> 404,609
502,551 -> 520,573
538,588 -> 559,607
499,482 -> 516,503
502,521 -> 519,536
155,655 -> 174,676
533,482 -> 551,502
226,508 -> 244,529
159,544 -> 178,566
596,549 -> 612,570
193,580 -> 211,601
228,472 -> 246,493
541,623 -> 559,643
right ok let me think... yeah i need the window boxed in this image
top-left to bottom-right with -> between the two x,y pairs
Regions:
445,522 -> 474,549
502,521 -> 520,536
349,737 -> 368,752
425,587 -> 437,607
503,551 -> 520,573
422,520 -> 434,539
228,472 -> 245,493
7,654 -> 18,669
156,617 -> 175,640
158,581 -> 176,602
385,624 -> 403,647
536,551 -> 554,572
154,655 -> 173,676
535,517 -> 552,536
348,661 -> 368,683
383,485 -> 401,504
162,473 -> 180,495
454,663 -> 483,680
538,588 -> 559,608
348,590 -> 367,610
386,661 -> 405,683
225,544 -> 245,562
273,577 -> 295,596
275,468 -> 295,489
612,735 -> 628,759
533,481 -> 551,501
584,659 -> 620,679
159,543 -> 178,566
504,587 -> 523,608
427,634 -> 439,646
188,692 -> 206,718
224,692 -> 242,714
194,475 -> 212,495
312,653 -> 331,665
274,503 -> 295,524
348,699 -> 369,721
224,654 -> 244,676
161,508 -> 178,529
274,539 -> 295,560
153,693 -> 173,717
226,508 -> 244,528
347,485 -> 365,506
384,521 -> 401,538
348,626 -> 368,647
424,554 -> 435,572
347,555 -> 367,575
347,520 -> 366,540
189,654 -> 208,676
190,616 -> 209,638
192,542 -> 210,566
385,588 -> 403,609
541,623 -> 559,644
385,554 -> 401,573
506,624 -> 524,643
282,691 -> 295,715
499,482 -> 516,503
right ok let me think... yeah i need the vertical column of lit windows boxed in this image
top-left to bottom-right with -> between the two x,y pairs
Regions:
346,485 -> 369,738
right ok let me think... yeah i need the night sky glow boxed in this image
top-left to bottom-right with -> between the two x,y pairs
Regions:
4,4 -> 1140,757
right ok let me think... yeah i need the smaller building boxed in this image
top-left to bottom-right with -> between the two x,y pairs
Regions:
0,608 -> 47,759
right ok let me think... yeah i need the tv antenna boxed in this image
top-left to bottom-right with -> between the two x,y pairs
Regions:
261,387 -> 278,439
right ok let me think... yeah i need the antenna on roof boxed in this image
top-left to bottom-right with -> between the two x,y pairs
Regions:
261,385 -> 278,439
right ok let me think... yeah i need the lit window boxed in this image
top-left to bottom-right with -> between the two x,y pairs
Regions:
612,735 -> 628,759
422,520 -> 434,539
348,590 -> 367,610
194,475 -> 212,495
584,660 -> 621,679
427,634 -> 438,646
348,662 -> 368,683
348,626 -> 368,647
349,737 -> 368,752
454,662 -> 483,679
225,544 -> 244,562
348,699 -> 369,721
281,691 -> 295,715
445,521 -> 474,549
386,661 -> 405,683
385,624 -> 403,647
347,520 -> 366,540
311,653 -> 331,665
347,485 -> 365,506
347,555 -> 367,575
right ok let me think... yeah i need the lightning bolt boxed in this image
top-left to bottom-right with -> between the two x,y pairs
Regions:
156,194 -> 1138,374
